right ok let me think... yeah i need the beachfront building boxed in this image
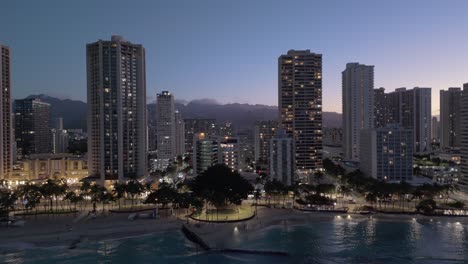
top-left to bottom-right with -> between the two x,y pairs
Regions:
278,50 -> 323,173
9,153 -> 88,186
14,98 -> 51,158
342,63 -> 375,161
269,129 -> 295,186
0,44 -> 13,179
360,125 -> 413,182
86,35 -> 147,183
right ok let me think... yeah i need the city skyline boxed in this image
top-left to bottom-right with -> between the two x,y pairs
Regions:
2,1 -> 468,114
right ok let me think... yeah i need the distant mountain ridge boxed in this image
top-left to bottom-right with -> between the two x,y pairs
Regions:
20,95 -> 342,130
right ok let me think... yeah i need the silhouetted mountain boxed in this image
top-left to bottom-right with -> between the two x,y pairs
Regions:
21,95 -> 342,131
23,94 -> 87,130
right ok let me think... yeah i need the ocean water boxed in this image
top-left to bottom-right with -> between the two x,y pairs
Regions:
2,217 -> 468,264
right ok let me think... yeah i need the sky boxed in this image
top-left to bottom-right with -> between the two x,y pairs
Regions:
2,0 -> 468,114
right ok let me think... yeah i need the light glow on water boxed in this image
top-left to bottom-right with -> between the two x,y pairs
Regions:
1,219 -> 468,264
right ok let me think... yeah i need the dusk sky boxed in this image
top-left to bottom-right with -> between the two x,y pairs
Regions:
2,0 -> 468,114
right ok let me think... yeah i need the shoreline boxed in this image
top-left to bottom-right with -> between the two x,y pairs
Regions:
1,208 -> 468,253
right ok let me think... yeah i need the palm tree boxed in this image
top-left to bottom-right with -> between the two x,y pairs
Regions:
253,188 -> 261,214
126,180 -> 144,209
112,182 -> 126,209
17,182 -> 41,214
40,179 -> 59,212
0,188 -> 17,219
89,184 -> 105,213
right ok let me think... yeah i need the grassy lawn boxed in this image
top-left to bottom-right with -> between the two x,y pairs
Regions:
192,206 -> 254,222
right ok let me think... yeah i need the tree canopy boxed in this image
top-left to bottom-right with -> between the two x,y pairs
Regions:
191,164 -> 253,208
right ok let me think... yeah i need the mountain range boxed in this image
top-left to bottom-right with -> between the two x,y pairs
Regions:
21,95 -> 342,130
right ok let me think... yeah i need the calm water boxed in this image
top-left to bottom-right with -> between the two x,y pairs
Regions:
2,217 -> 468,264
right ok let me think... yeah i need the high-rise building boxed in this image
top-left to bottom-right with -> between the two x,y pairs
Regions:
431,116 -> 440,145
440,87 -> 462,149
54,117 -> 64,130
0,44 -> 13,179
278,50 -> 322,172
184,118 -> 217,155
237,129 -> 254,171
51,128 -> 69,154
192,133 -> 218,176
14,99 -> 51,158
374,87 -> 387,128
253,120 -> 277,163
156,91 -> 175,161
174,110 -> 185,157
342,63 -> 375,161
269,129 -> 295,186
360,125 -> 413,182
218,137 -> 240,172
459,84 -> 468,193
384,87 -> 432,153
87,35 -> 147,182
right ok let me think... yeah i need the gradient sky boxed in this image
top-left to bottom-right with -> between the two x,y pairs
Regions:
2,0 -> 468,115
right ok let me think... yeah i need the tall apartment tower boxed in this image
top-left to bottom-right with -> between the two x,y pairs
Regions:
253,120 -> 277,163
87,35 -> 147,182
0,45 -> 13,178
156,91 -> 175,160
431,116 -> 440,144
374,87 -> 387,127
459,84 -> 468,193
342,63 -> 375,161
278,50 -> 323,172
440,87 -> 462,149
385,87 -> 432,153
14,99 -> 51,158
174,110 -> 185,157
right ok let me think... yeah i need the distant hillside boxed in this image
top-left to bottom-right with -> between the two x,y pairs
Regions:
21,95 -> 342,131
24,94 -> 87,129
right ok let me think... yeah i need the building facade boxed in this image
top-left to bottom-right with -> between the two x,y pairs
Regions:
174,110 -> 185,157
440,87 -> 462,149
459,84 -> 468,193
192,133 -> 218,176
237,129 -> 254,171
278,50 -> 322,172
384,87 -> 432,153
253,120 -> 277,163
14,99 -> 51,158
184,118 -> 217,155
342,63 -> 375,161
218,137 -> 240,172
87,35 -> 147,182
269,130 -> 295,186
156,91 -> 175,160
374,87 -> 387,128
360,125 -> 413,182
0,44 -> 13,179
